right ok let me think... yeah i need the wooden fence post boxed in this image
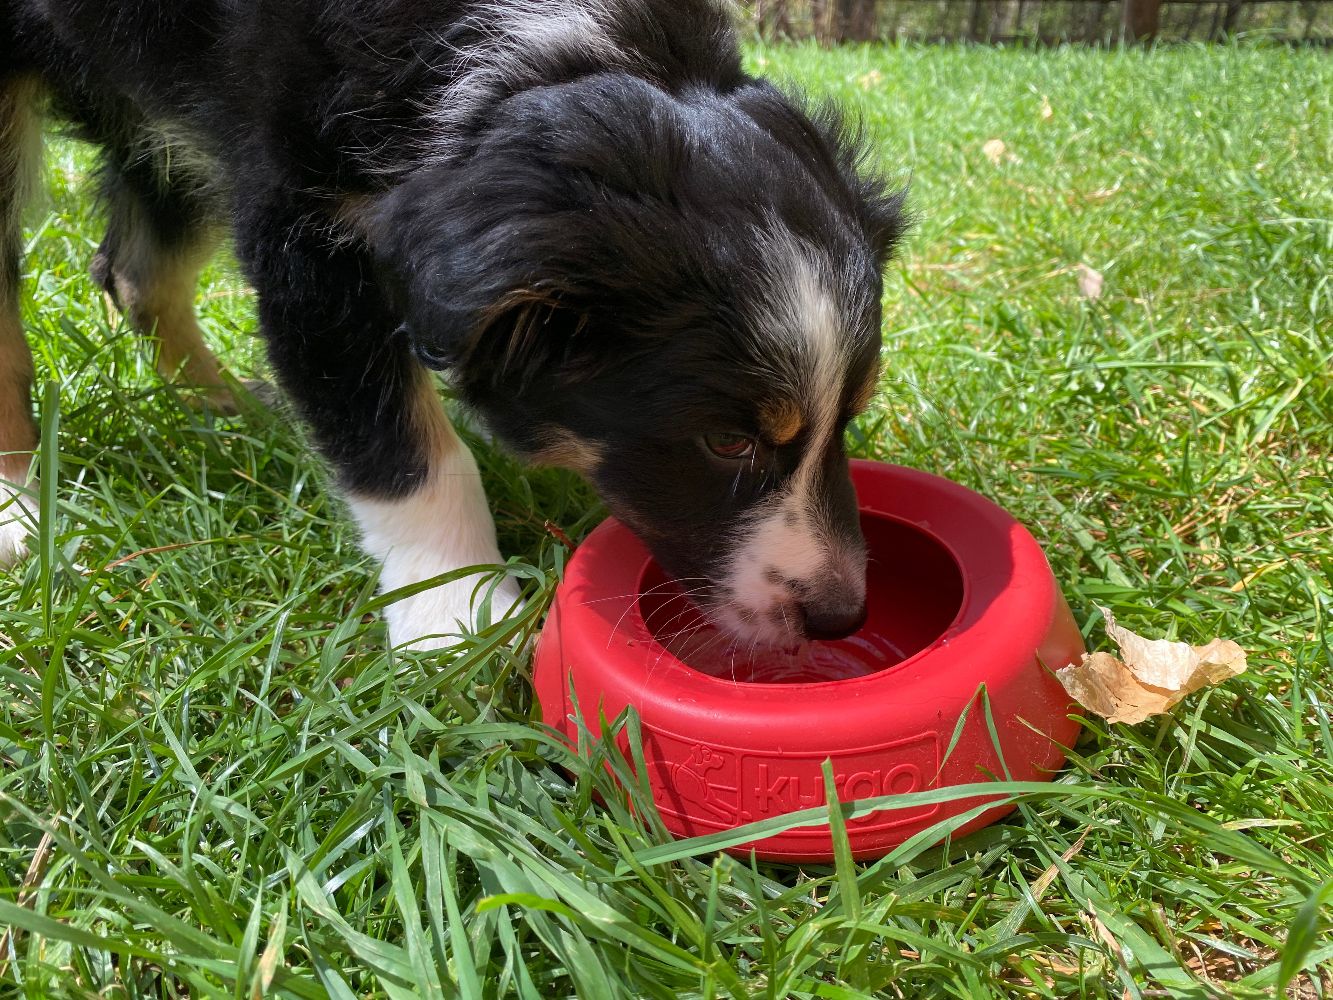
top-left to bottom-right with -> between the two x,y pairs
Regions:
735,0 -> 1320,45
968,0 -> 986,38
1122,0 -> 1161,39
756,0 -> 795,38
850,0 -> 881,39
1221,0 -> 1245,34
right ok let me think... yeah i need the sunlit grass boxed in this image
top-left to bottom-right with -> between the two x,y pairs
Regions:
2,42 -> 1331,997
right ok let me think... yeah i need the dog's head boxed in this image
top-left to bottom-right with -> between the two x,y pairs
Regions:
373,74 -> 905,645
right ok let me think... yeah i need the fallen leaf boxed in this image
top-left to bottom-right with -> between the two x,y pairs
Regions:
1077,264 -> 1104,299
0,830 -> 56,979
982,138 -> 1008,165
255,905 -> 288,996
857,69 -> 883,90
1088,905 -> 1123,961
1040,95 -> 1054,121
1056,607 -> 1248,725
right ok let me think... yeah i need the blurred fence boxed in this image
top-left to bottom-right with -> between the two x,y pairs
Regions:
741,0 -> 1333,42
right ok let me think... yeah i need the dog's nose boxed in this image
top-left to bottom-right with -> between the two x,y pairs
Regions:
802,601 -> 868,641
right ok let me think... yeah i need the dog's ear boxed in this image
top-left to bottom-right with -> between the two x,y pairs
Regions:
731,83 -> 910,268
368,76 -> 707,384
367,159 -> 598,383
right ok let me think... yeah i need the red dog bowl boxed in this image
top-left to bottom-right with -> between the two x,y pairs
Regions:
534,461 -> 1083,862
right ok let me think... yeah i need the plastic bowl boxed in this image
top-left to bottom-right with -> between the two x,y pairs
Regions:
533,461 -> 1084,862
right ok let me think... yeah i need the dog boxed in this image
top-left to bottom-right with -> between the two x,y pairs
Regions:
1,0 -> 904,651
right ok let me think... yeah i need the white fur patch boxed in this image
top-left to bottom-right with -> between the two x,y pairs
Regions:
1,77 -> 43,257
720,494 -> 867,645
1,79 -> 42,569
0,458 -> 35,568
427,0 -> 737,160
132,119 -> 223,198
347,418 -> 521,651
1,316 -> 37,576
752,225 -> 850,453
430,0 -> 633,157
719,228 -> 867,641
726,498 -> 823,625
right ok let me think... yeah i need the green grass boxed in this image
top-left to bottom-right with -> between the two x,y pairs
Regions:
2,41 -> 1331,998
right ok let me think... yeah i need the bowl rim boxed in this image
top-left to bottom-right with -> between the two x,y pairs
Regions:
552,460 -> 1060,699
631,507 -> 971,688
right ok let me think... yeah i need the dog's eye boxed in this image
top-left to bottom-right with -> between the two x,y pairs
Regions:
703,433 -> 756,460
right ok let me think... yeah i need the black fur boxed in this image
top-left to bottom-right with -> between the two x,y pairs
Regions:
3,0 -> 906,641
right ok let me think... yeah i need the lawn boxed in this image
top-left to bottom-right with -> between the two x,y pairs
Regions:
2,41 -> 1331,999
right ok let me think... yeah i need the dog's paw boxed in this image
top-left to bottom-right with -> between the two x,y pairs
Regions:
165,370 -> 277,417
179,376 -> 276,417
238,377 -> 282,409
0,476 -> 37,568
187,385 -> 241,415
387,570 -> 525,651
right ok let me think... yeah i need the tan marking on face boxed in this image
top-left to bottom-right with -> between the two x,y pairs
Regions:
760,399 -> 803,446
529,428 -> 603,476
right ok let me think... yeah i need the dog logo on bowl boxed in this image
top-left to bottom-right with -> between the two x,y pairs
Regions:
662,745 -> 738,824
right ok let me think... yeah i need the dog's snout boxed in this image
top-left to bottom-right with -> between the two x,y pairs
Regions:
801,601 -> 868,641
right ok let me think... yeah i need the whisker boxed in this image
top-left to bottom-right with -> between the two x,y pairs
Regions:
646,607 -> 732,676
580,575 -> 710,607
652,607 -> 726,651
607,581 -> 714,650
644,597 -> 712,646
650,602 -> 724,647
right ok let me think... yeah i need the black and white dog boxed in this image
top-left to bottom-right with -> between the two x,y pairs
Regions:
0,1 -> 904,650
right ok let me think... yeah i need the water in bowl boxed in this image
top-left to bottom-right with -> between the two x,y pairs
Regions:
638,513 -> 967,684
659,623 -> 910,683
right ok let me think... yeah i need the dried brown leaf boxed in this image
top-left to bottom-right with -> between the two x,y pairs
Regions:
983,138 -> 1008,165
1056,607 -> 1248,724
1077,264 -> 1104,300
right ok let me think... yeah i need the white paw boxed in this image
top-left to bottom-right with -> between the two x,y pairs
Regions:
345,415 -> 525,653
0,476 -> 37,568
386,570 -> 525,651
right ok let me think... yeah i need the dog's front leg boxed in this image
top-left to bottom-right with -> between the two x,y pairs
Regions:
234,195 -> 520,650
344,369 -> 523,649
